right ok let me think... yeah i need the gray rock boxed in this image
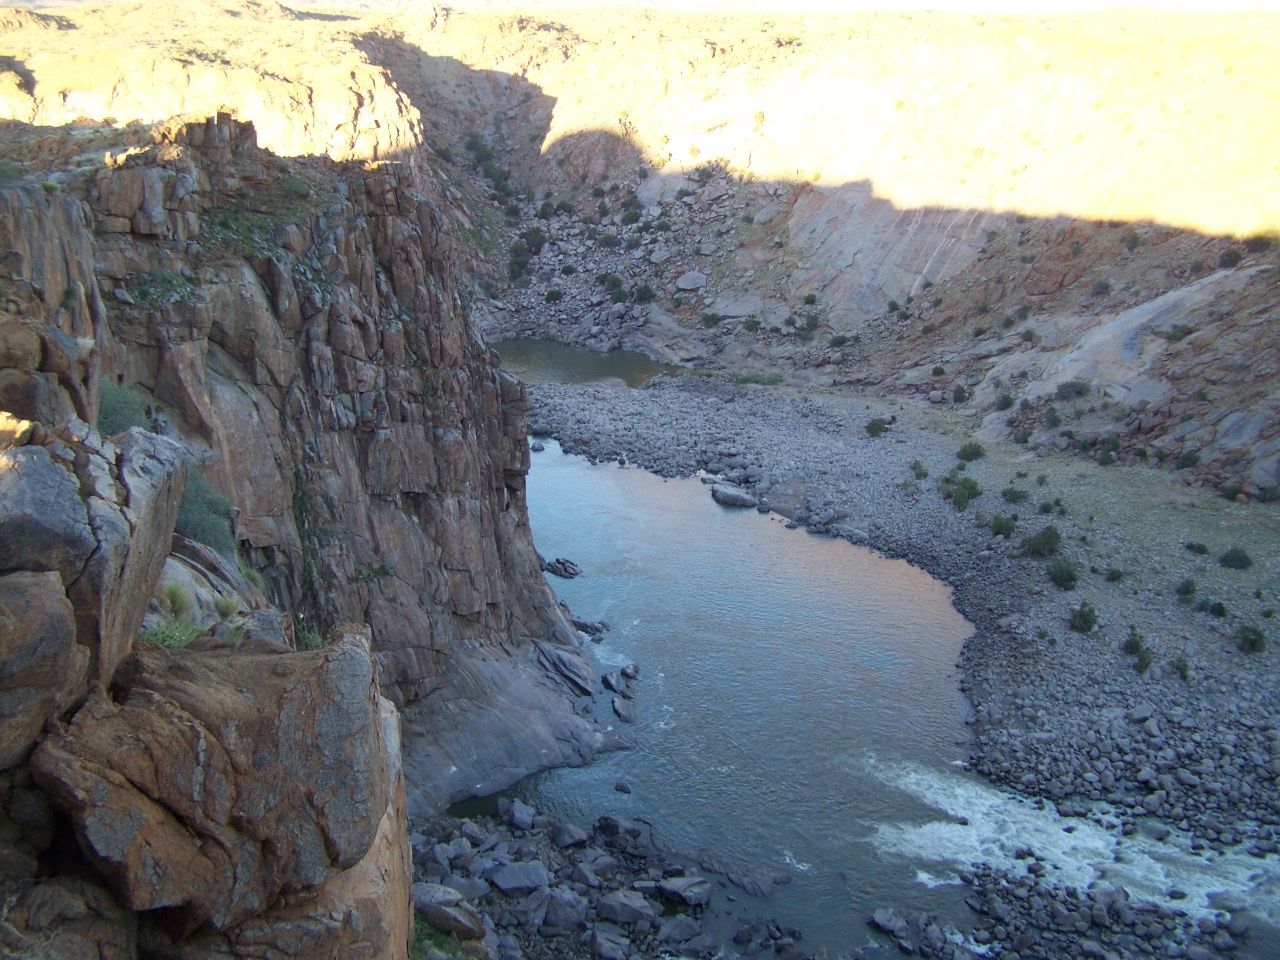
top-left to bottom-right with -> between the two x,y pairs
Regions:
675,271 -> 708,291
490,861 -> 549,894
551,822 -> 589,848
591,923 -> 630,960
659,915 -> 702,944
711,483 -> 758,508
597,889 -> 657,925
612,696 -> 635,724
543,887 -> 588,930
658,874 -> 711,906
412,882 -> 462,910
423,902 -> 486,940
508,799 -> 536,831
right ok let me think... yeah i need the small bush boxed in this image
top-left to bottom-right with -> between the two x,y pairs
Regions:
177,472 -> 235,552
214,594 -> 239,618
911,460 -> 929,480
1238,625 -> 1266,653
1122,625 -> 1143,656
1218,547 -> 1253,570
1134,647 -> 1154,673
560,264 -> 577,276
1045,408 -> 1062,429
736,371 -> 783,386
1204,600 -> 1227,618
164,583 -> 192,619
1175,451 -> 1200,470
1021,525 -> 1062,558
1091,279 -> 1112,297
1174,655 -> 1190,681
633,284 -> 656,303
1184,541 -> 1209,555
957,441 -> 986,462
995,393 -> 1014,411
1069,601 -> 1097,633
865,417 -> 888,438
830,334 -> 850,348
1243,234 -> 1274,253
1055,380 -> 1090,401
97,381 -> 151,436
803,293 -> 818,305
1002,487 -> 1029,504
939,474 -> 981,511
932,365 -> 945,377
142,618 -> 203,650
952,385 -> 968,403
1104,567 -> 1126,583
1175,578 -> 1196,601
1218,248 -> 1243,268
1047,556 -> 1078,590
701,312 -> 723,327
991,514 -> 1016,538
545,288 -> 563,303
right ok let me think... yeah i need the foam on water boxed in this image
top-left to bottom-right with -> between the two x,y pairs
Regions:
864,755 -> 1280,926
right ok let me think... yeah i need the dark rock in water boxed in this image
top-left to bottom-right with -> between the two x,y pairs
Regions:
659,915 -> 703,944
658,874 -> 712,906
614,779 -> 632,794
542,556 -> 583,579
602,671 -> 626,694
551,821 -> 589,848
869,907 -> 911,940
530,441 -> 545,452
612,695 -> 636,723
572,617 -> 608,636
711,483 -> 758,508
621,662 -> 639,679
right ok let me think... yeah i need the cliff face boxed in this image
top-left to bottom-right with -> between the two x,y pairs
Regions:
0,111 -> 603,957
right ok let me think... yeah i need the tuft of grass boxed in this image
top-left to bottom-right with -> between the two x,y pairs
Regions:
956,441 -> 985,462
1174,655 -> 1190,681
1218,547 -> 1252,570
163,583 -> 192,619
177,472 -> 235,553
1020,525 -> 1062,558
736,371 -> 783,386
1175,577 -> 1196,601
1238,625 -> 1266,654
1069,601 -> 1097,633
911,460 -> 929,480
97,381 -> 151,436
1184,541 -> 1209,555
1047,556 -> 1078,590
1001,487 -> 1029,504
940,473 -> 982,511
545,288 -> 563,303
1104,568 -> 1126,583
142,618 -> 202,650
991,514 -> 1016,538
865,417 -> 888,438
214,594 -> 239,619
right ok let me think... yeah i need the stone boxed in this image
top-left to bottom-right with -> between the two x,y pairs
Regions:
31,632 -> 390,930
711,483 -> 758,508
543,886 -> 588,930
0,876 -> 137,960
508,799 -> 536,831
597,889 -> 657,925
0,571 -> 86,771
660,915 -> 703,943
412,881 -> 463,910
675,270 -> 708,291
591,923 -> 630,960
551,821 -> 589,848
658,874 -> 712,907
490,860 -> 549,894
424,902 -> 486,940
612,695 -> 636,723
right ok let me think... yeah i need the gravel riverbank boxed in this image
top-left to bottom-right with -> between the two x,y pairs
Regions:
515,373 -> 1280,959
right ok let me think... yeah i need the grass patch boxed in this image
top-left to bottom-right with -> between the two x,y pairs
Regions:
1238,625 -> 1266,654
736,371 -> 783,386
956,441 -> 985,462
97,381 -> 151,436
1020,524 -> 1062,558
865,417 -> 888,438
911,460 -> 929,480
1218,546 -> 1253,570
1001,487 -> 1029,504
939,473 -> 981,511
1047,556 -> 1078,590
1069,601 -> 1097,633
177,471 -> 235,553
991,514 -> 1016,538
142,617 -> 202,650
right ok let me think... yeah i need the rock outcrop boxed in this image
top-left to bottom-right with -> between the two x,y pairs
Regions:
0,108 -> 604,957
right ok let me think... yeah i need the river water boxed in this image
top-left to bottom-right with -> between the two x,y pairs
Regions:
503,345 -> 1280,956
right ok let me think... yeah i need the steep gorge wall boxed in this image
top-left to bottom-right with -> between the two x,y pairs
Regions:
0,106 -> 603,955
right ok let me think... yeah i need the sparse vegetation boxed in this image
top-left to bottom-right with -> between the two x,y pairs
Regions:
97,381 -> 151,436
1091,279 -> 1111,297
1047,556 -> 1079,590
991,514 -> 1016,538
939,472 -> 982,510
736,371 -> 783,386
931,365 -> 945,377
544,288 -> 563,302
952,385 -> 967,403
1021,524 -> 1062,558
1069,601 -> 1097,633
911,460 -> 929,480
1218,248 -> 1243,268
956,441 -> 985,462
1184,541 -> 1209,555
1001,487 -> 1029,504
176,471 -> 235,552
995,393 -> 1014,411
1218,546 -> 1253,570
141,617 -> 203,650
1238,625 -> 1266,654
803,293 -> 818,305
865,417 -> 888,438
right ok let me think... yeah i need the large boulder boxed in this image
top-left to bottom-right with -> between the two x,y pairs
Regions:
0,570 -> 85,770
31,631 -> 391,930
0,876 -> 137,960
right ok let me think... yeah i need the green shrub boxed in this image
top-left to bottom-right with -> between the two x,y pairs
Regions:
911,460 -> 929,480
177,472 -> 235,552
952,385 -> 968,403
865,417 -> 888,438
1122,625 -> 1143,656
1001,487 -> 1029,504
560,264 -> 577,276
1238,625 -> 1266,653
163,583 -> 192,619
1047,556 -> 1078,590
932,365 -> 945,377
701,312 -> 723,327
1219,248 -> 1243,268
991,514 -> 1016,538
736,371 -> 783,386
1091,279 -> 1111,297
803,293 -> 818,305
1105,567 -> 1126,582
1184,541 -> 1209,555
942,475 -> 982,510
1218,547 -> 1253,570
830,334 -> 850,348
957,441 -> 985,462
142,617 -> 202,650
545,288 -> 563,302
1055,380 -> 1090,400
1175,578 -> 1196,601
214,594 -> 239,618
1021,524 -> 1062,557
97,381 -> 151,436
1069,601 -> 1097,633
995,393 -> 1014,411
633,284 -> 656,303
742,318 -> 760,332
1134,647 -> 1154,673
1174,655 -> 1190,681
1175,451 -> 1200,470
620,208 -> 641,225
1204,600 -> 1227,618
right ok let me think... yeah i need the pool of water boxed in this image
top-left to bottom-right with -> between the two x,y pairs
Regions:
519,441 -> 1280,956
493,337 -> 685,387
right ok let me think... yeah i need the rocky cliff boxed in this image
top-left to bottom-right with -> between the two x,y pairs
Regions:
0,107 -> 604,957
